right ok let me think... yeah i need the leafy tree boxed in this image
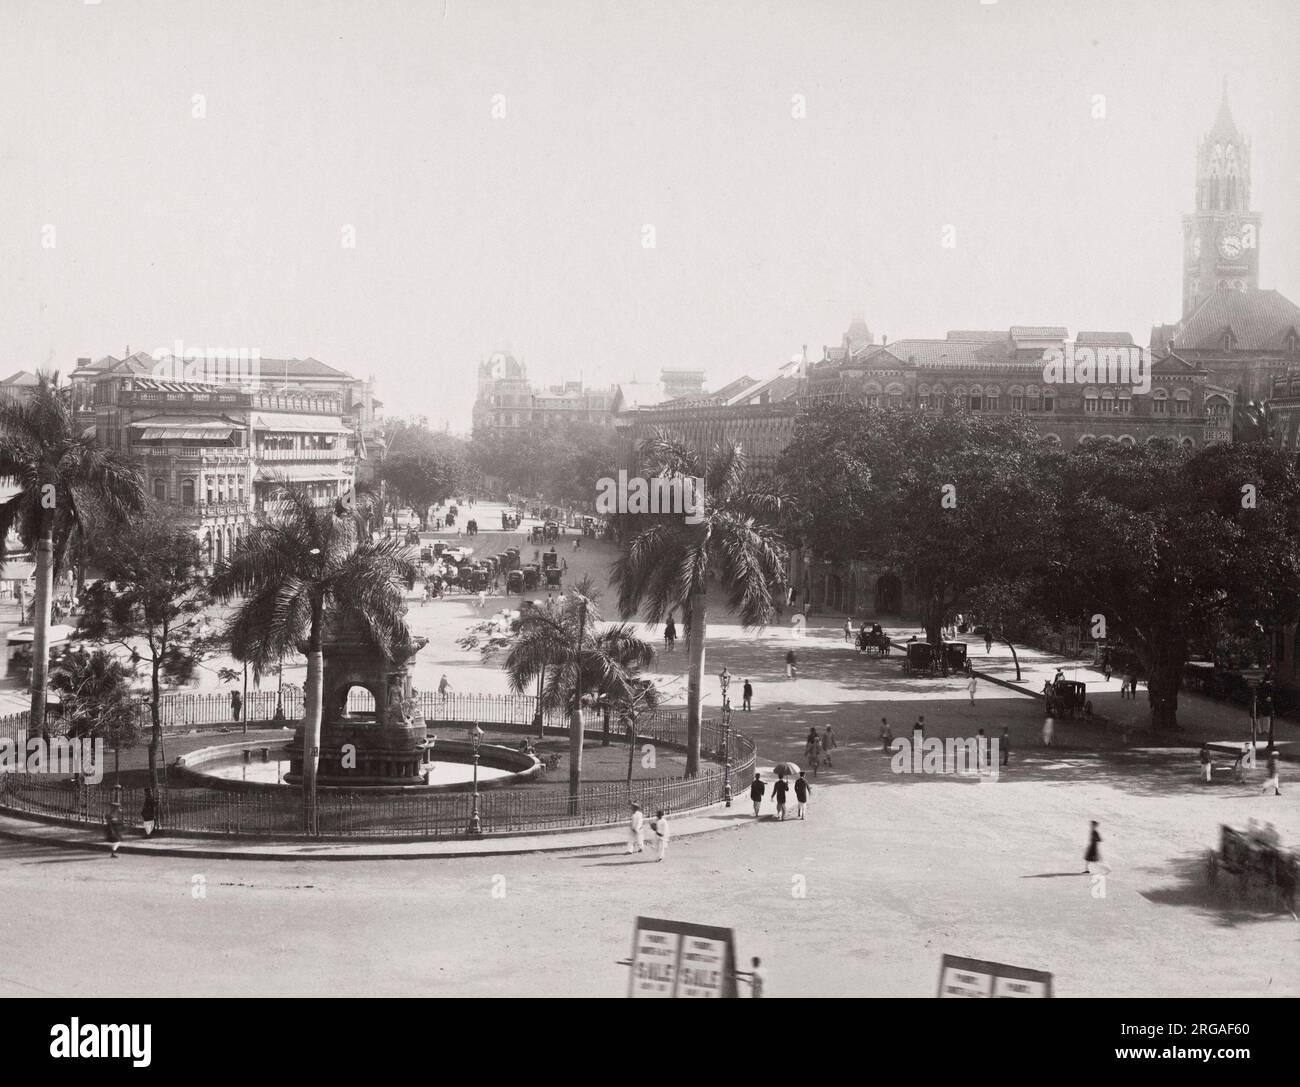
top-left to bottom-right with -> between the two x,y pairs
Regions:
1041,440 -> 1300,731
779,405 -> 1054,648
209,487 -> 417,832
613,433 -> 786,776
76,510 -> 209,785
379,424 -> 468,527
501,584 -> 653,809
0,373 -> 145,728
49,647 -> 139,782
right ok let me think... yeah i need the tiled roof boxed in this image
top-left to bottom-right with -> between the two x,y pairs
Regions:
0,370 -> 40,386
1076,331 -> 1134,345
946,331 -> 1007,343
1010,326 -> 1068,339
1173,289 -> 1300,351
255,357 -> 354,380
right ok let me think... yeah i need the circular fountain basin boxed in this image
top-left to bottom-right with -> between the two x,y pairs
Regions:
174,740 -> 540,794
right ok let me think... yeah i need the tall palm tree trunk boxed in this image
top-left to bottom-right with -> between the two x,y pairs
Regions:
685,591 -> 707,777
302,598 -> 325,833
568,704 -> 583,815
29,532 -> 55,732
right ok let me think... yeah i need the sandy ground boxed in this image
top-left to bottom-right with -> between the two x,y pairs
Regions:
0,502 -> 1297,997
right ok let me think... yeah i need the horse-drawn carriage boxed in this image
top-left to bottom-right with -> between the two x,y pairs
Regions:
857,625 -> 891,656
902,641 -> 939,676
942,642 -> 971,675
1046,679 -> 1091,719
522,564 -> 541,591
506,570 -> 524,594
1205,824 -> 1297,916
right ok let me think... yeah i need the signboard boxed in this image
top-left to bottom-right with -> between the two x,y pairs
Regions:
938,955 -> 1052,998
628,917 -> 738,998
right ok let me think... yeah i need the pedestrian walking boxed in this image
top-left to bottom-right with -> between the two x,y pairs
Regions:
1083,820 -> 1105,874
794,771 -> 811,818
651,809 -> 670,860
627,803 -> 646,853
843,618 -> 853,643
984,630 -> 993,654
747,957 -> 765,998
749,773 -> 766,817
230,689 -> 242,722
772,776 -> 790,820
742,680 -> 753,712
1200,746 -> 1213,784
810,736 -> 822,777
967,673 -> 978,705
880,718 -> 894,752
822,725 -> 836,767
438,674 -> 453,698
1262,750 -> 1282,796
785,648 -> 798,679
477,588 -> 487,608
1041,713 -> 1054,746
105,801 -> 123,858
1103,660 -> 1112,682
804,727 -> 818,761
1000,727 -> 1010,766
140,789 -> 157,838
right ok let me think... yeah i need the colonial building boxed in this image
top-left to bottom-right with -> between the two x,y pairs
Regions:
473,352 -> 705,436
88,371 -> 358,569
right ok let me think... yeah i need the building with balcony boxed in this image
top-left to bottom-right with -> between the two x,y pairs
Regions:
89,374 -> 356,568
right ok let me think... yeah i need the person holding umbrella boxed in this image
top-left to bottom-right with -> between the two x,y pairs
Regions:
771,762 -> 800,820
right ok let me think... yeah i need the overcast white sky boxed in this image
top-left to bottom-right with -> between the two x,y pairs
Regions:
3,0 -> 1298,430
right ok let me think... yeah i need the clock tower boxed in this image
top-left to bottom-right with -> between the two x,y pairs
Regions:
1181,82 -> 1261,317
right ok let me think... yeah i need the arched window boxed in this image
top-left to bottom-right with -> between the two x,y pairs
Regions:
1152,388 -> 1168,415
1205,394 -> 1230,418
1173,388 -> 1191,415
885,383 -> 904,409
1026,385 -> 1040,411
917,384 -> 931,411
1042,388 -> 1054,413
1117,389 -> 1133,414
152,478 -> 166,502
1181,436 -> 1195,449
1100,390 -> 1116,413
1079,434 -> 1096,445
1118,435 -> 1136,446
863,381 -> 882,408
1084,389 -> 1100,413
984,385 -> 1000,412
1099,434 -> 1116,444
1010,385 -> 1025,412
1042,433 -> 1061,445
181,479 -> 195,507
969,385 -> 983,411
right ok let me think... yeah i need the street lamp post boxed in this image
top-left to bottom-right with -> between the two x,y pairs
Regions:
466,723 -> 484,835
720,710 -> 732,808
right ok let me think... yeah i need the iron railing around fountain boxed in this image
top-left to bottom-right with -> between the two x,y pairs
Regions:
0,714 -> 756,840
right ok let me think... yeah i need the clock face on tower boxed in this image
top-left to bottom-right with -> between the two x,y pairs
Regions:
1218,230 -> 1242,260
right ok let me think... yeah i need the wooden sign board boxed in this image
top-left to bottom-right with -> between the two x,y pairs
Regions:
628,917 -> 738,998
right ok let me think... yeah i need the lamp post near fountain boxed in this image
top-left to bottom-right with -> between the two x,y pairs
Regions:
467,723 -> 484,835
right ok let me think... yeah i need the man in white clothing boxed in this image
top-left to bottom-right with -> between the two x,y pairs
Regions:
651,809 -> 670,861
627,803 -> 645,853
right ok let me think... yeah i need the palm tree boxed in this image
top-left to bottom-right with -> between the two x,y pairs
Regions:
502,583 -> 653,811
49,647 -> 139,783
209,486 -> 416,832
0,373 -> 145,729
612,433 -> 786,776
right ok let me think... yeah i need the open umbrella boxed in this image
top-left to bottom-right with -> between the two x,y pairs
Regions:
771,761 -> 801,778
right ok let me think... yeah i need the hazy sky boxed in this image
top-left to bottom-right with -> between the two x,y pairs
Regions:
3,0 -> 1298,430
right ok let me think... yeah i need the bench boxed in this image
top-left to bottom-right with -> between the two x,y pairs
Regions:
1202,742 -> 1258,782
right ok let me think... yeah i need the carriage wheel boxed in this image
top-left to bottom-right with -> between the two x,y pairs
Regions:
1205,850 -> 1218,887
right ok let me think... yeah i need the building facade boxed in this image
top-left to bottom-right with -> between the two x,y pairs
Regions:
89,373 -> 358,569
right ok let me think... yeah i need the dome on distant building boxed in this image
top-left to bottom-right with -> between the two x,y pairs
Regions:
845,315 -> 873,351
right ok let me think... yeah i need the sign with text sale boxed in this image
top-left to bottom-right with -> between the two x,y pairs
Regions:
938,955 -> 1053,998
628,917 -> 738,998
